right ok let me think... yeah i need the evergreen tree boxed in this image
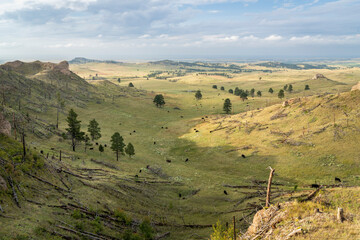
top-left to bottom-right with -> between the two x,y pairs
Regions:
220,86 -> 225,90
117,78 -> 121,83
153,94 -> 165,107
240,91 -> 248,101
110,132 -> 125,161
223,98 -> 232,114
257,90 -> 262,97
288,84 -> 293,93
305,85 -> 310,90
250,88 -> 255,98
195,90 -> 202,100
269,88 -> 274,94
99,144 -> 104,154
128,82 -> 134,87
88,119 -> 101,141
125,143 -> 135,157
228,89 -> 233,94
212,85 -> 217,89
234,87 -> 241,96
66,109 -> 85,151
283,84 -> 288,91
278,89 -> 285,99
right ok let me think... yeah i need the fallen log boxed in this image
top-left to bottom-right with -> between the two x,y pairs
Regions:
26,173 -> 69,192
55,225 -> 106,240
7,176 -> 20,208
155,232 -> 170,240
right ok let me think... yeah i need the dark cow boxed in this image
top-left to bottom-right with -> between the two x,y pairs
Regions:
335,177 -> 341,183
241,154 -> 246,158
185,158 -> 189,162
166,159 -> 171,163
224,190 -> 228,195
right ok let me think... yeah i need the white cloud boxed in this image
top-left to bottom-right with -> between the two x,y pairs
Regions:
264,35 -> 283,41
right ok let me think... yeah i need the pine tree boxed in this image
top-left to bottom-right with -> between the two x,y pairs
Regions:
257,90 -> 262,97
212,85 -> 217,89
88,119 -> 101,141
66,109 -> 85,151
223,98 -> 232,114
125,143 -> 135,157
195,90 -> 202,100
250,88 -> 255,98
240,91 -> 248,101
99,144 -> 104,154
153,94 -> 165,107
284,84 -> 288,91
269,88 -> 274,94
278,89 -> 285,99
234,87 -> 241,96
288,84 -> 293,93
228,89 -> 233,94
305,85 -> 310,90
110,132 -> 125,161
128,82 -> 134,87
220,86 -> 225,90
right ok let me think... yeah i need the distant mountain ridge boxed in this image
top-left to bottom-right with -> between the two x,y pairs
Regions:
253,61 -> 336,70
69,57 -> 121,64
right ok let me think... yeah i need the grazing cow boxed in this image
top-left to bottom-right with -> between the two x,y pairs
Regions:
311,184 -> 320,188
194,129 -> 196,131
161,127 -> 164,129
154,141 -> 156,145
104,144 -> 107,147
185,158 -> 189,162
195,130 -> 199,132
40,150 -> 44,154
89,147 -> 94,150
139,170 -> 142,173
51,148 -> 55,150
241,154 -> 246,158
146,165 -> 150,169
165,127 -> 168,129
179,193 -> 182,198
180,116 -> 183,118
335,177 -> 341,183
166,159 -> 171,163
224,190 -> 228,195
133,130 -> 136,133
135,175 -> 138,178
130,133 -> 132,135
95,142 -> 98,145
167,111 -> 170,113
205,116 -> 208,118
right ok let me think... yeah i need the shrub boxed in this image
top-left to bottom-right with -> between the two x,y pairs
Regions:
210,221 -> 236,240
139,218 -> 154,240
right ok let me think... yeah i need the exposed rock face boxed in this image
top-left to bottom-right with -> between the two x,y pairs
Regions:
2,60 -> 72,76
351,81 -> 360,91
0,112 -> 11,136
0,176 -> 7,191
312,74 -> 326,79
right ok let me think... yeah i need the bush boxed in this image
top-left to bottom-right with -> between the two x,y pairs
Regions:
139,218 -> 154,240
114,209 -> 132,225
210,221 -> 236,240
71,209 -> 83,219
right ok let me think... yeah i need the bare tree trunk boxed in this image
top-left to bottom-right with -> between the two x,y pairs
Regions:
266,167 -> 275,208
56,108 -> 59,129
233,216 -> 236,240
116,151 -> 118,161
22,133 -> 26,158
72,138 -> 75,151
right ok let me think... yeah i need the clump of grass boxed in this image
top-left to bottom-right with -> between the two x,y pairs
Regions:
114,209 -> 132,225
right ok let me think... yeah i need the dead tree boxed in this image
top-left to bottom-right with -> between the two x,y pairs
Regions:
266,166 -> 275,208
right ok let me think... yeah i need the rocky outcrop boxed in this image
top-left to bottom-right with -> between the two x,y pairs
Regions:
0,112 -> 11,136
312,74 -> 326,79
1,60 -> 72,76
351,82 -> 360,91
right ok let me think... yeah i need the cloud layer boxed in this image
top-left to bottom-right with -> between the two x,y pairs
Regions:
0,0 -> 359,60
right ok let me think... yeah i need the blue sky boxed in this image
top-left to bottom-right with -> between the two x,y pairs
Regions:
0,0 -> 359,61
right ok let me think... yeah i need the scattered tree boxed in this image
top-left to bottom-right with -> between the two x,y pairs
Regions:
212,85 -> 217,89
88,119 -> 102,141
257,90 -> 262,97
228,89 -> 233,94
117,78 -> 121,83
278,89 -> 285,99
125,143 -> 135,157
223,98 -> 232,114
66,109 -> 85,151
269,88 -> 274,94
99,144 -> 104,154
195,90 -> 202,100
283,84 -> 288,91
288,84 -> 293,93
128,82 -> 134,87
305,85 -> 310,90
234,87 -> 241,96
110,132 -> 125,161
220,86 -> 225,90
153,94 -> 165,107
250,88 -> 255,98
240,91 -> 248,101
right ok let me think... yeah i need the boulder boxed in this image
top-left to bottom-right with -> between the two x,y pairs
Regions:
312,74 -> 326,80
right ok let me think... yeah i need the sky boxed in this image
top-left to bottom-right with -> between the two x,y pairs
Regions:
0,0 -> 359,61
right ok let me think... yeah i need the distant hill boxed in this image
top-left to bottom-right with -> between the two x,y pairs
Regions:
69,57 -> 121,64
254,61 -> 336,70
